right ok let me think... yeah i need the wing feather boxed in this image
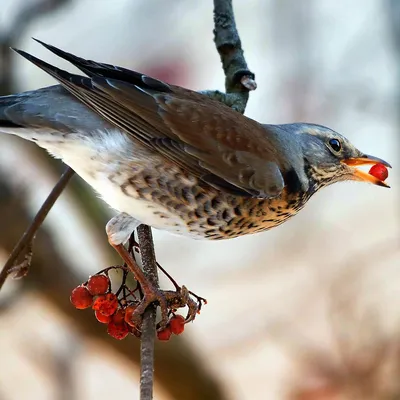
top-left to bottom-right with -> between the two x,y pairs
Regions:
14,42 -> 287,198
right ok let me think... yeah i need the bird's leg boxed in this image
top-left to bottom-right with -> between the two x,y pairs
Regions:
110,243 -> 169,329
106,213 -> 169,329
106,213 -> 204,330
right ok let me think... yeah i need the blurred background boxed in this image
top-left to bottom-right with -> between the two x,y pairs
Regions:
0,0 -> 399,399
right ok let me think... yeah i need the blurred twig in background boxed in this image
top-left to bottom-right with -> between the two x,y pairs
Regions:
0,167 -> 74,289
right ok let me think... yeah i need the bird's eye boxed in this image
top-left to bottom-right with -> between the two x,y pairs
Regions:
329,138 -> 342,152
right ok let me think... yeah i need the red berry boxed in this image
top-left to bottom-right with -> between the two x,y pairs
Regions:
95,310 -> 112,324
124,305 -> 137,327
112,308 -> 126,325
70,285 -> 93,309
92,293 -> 118,316
369,163 -> 388,181
87,275 -> 110,296
107,321 -> 129,340
157,326 -> 172,341
170,315 -> 185,335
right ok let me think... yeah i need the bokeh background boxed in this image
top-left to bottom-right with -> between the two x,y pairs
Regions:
0,1 -> 399,399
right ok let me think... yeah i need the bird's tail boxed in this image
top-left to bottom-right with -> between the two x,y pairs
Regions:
0,85 -> 112,139
0,85 -> 66,136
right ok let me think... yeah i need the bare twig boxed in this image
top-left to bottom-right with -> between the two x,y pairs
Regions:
201,0 -> 257,113
0,167 -> 74,290
137,225 -> 158,400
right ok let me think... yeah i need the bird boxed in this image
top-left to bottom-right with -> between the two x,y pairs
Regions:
0,40 -> 391,324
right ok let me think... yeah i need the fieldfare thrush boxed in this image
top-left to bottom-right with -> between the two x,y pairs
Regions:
0,41 -> 391,325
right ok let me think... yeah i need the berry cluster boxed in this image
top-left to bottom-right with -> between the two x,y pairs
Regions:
70,267 -> 188,341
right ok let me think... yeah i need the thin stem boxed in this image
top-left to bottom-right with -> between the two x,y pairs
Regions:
0,167 -> 75,290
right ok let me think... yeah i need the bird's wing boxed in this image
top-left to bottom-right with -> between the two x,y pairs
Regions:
13,42 -> 285,198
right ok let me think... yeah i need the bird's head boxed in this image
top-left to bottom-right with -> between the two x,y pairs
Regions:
277,123 -> 391,192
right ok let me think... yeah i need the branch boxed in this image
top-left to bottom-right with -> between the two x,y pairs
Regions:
137,225 -> 158,400
201,0 -> 257,113
0,167 -> 74,290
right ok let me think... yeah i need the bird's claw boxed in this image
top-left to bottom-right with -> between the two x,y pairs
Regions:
131,284 -> 203,331
129,285 -> 169,330
169,285 -> 199,323
150,285 -> 202,330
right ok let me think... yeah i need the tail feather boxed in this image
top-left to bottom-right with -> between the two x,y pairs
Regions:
32,38 -> 170,92
33,38 -> 146,80
0,86 -> 112,133
1,40 -> 167,135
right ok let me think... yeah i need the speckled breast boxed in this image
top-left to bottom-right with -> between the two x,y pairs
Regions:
122,162 -> 310,240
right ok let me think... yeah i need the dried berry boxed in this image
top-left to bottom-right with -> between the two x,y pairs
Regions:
157,326 -> 172,341
107,321 -> 129,340
70,285 -> 93,309
124,305 -> 137,327
95,310 -> 112,324
92,293 -> 118,316
369,163 -> 388,181
170,315 -> 185,335
87,274 -> 110,296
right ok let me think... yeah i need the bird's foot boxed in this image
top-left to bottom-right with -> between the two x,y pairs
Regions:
112,243 -> 205,330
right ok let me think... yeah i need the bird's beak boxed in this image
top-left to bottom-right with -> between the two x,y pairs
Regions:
341,154 -> 391,187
